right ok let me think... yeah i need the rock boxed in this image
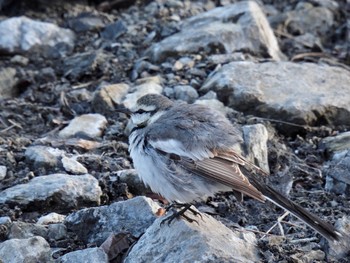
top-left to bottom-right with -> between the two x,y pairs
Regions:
57,247 -> 108,263
10,55 -> 29,66
61,156 -> 88,175
0,216 -> 11,240
0,67 -> 19,99
207,52 -> 246,65
47,223 -> 67,241
173,85 -> 198,103
291,250 -> 325,262
65,196 -> 160,245
0,236 -> 52,263
194,98 -> 233,116
319,131 -> 350,154
201,62 -> 350,129
0,174 -> 102,211
37,212 -> 66,225
92,83 -> 130,113
101,20 -> 127,40
58,114 -> 107,139
124,212 -> 259,263
324,150 -> 350,194
131,60 -> 160,81
9,221 -> 48,239
286,5 -> 334,36
116,169 -> 150,195
68,14 -> 104,33
63,50 -> 111,80
0,165 -> 7,180
242,124 -> 269,173
25,146 -> 64,169
0,16 -> 75,58
147,1 -> 284,62
327,216 -> 350,260
122,76 -> 163,109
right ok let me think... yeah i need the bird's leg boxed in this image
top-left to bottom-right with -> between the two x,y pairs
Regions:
161,203 -> 202,225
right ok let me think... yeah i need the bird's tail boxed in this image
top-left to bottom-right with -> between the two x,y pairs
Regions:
260,184 -> 341,241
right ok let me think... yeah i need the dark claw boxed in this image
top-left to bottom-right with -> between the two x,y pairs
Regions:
160,203 -> 202,226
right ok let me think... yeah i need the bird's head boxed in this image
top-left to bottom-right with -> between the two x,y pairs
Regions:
117,94 -> 173,129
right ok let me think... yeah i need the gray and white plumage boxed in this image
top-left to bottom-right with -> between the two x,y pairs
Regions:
126,93 -> 341,241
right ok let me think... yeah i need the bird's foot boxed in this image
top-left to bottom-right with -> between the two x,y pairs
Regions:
161,203 -> 202,225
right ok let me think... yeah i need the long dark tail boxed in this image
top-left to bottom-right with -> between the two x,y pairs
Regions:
257,184 -> 341,241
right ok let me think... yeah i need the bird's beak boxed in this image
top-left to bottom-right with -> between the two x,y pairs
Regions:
115,107 -> 132,117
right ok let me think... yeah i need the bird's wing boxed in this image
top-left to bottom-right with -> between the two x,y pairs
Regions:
180,151 -> 266,202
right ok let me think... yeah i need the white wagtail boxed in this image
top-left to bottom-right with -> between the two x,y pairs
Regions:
119,93 -> 341,241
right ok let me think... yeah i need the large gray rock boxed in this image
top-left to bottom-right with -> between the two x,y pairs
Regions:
0,236 -> 53,263
124,212 -> 259,263
65,196 -> 161,246
0,16 -> 75,58
201,62 -> 350,128
57,247 -> 108,263
0,174 -> 102,211
147,1 -> 284,62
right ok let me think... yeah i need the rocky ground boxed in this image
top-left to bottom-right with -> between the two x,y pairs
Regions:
0,0 -> 350,262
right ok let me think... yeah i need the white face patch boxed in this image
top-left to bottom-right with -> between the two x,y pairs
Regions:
131,112 -> 151,126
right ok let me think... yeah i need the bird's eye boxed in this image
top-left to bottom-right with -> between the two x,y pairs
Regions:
135,109 -> 146,114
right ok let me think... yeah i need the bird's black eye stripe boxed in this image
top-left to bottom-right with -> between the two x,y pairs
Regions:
135,109 -> 146,114
134,109 -> 157,115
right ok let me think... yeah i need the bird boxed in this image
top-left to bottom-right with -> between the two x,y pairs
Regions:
120,93 -> 341,241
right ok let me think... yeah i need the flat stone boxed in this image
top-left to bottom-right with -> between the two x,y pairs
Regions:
0,174 -> 102,211
59,114 -> 107,139
61,156 -> 88,175
0,16 -> 75,58
0,236 -> 53,263
201,62 -> 350,129
65,196 -> 160,245
37,212 -> 66,225
57,247 -> 108,263
147,1 -> 284,62
124,212 -> 259,263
